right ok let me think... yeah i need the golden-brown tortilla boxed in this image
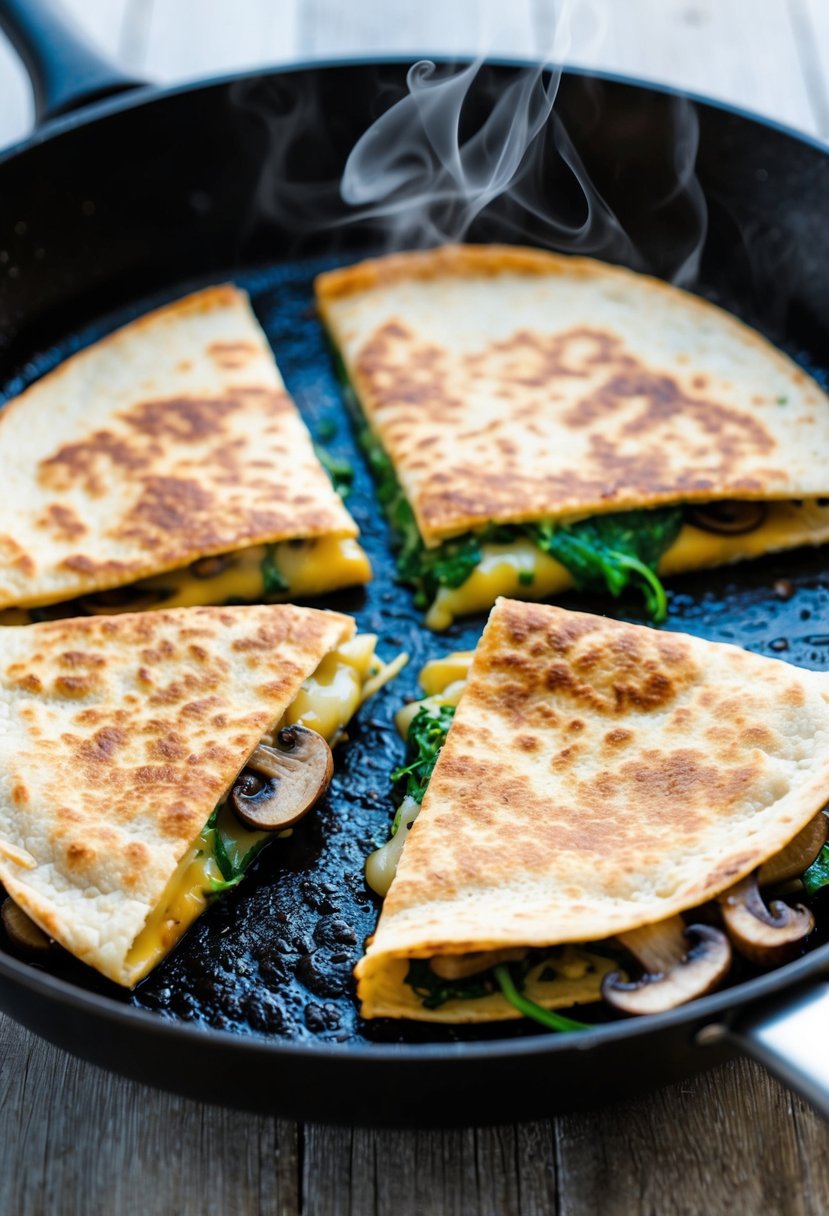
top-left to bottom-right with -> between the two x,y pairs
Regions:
317,245 -> 829,546
356,598 -> 829,1018
0,603 -> 354,985
0,285 -> 359,610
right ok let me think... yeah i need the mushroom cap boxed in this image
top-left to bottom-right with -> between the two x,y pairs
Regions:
1,898 -> 52,956
602,921 -> 732,1016
230,725 -> 333,831
718,872 -> 814,966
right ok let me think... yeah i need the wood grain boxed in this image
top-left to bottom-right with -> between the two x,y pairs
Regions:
0,2 -> 828,1214
0,1012 -> 299,1216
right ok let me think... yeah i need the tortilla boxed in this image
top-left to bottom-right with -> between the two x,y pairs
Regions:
317,245 -> 829,626
0,285 -> 366,613
356,598 -> 829,1020
0,603 -> 354,986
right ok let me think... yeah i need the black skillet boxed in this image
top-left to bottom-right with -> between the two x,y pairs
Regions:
0,0 -> 829,1128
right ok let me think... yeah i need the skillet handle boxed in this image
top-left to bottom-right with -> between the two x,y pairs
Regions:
0,0 -> 145,126
701,980 -> 829,1120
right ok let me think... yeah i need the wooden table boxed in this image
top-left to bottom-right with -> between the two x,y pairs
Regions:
0,3 -> 828,1212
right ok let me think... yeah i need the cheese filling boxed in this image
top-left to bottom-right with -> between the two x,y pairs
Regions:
425,499 -> 829,630
125,634 -> 406,983
0,534 -> 372,625
362,655 -> 629,1020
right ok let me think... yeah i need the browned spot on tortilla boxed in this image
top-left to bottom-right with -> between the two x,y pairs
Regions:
0,534 -> 35,576
36,503 -> 87,541
207,340 -> 259,369
120,395 -> 240,442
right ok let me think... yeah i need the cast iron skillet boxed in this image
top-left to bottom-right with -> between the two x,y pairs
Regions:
0,0 -> 829,1128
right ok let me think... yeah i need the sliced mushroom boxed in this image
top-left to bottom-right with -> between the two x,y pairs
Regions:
430,948 -> 527,981
190,554 -> 232,579
758,813 -> 828,887
78,586 -> 165,614
601,916 -> 731,1015
717,871 -> 814,966
230,724 -> 333,831
687,500 -> 767,535
1,899 -> 52,956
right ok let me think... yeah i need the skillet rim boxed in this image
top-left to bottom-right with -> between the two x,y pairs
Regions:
1,929 -> 828,1061
0,53 -> 827,1071
0,54 -> 827,170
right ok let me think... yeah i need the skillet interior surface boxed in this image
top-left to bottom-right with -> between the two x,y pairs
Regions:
1,249 -> 828,1051
0,64 -> 827,1116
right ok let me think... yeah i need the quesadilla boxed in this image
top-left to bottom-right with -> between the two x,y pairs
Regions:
0,603 -> 404,987
357,599 -> 829,1024
316,245 -> 829,629
0,285 -> 370,624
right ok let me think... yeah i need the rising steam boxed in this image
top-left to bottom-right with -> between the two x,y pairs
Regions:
237,2 -> 707,286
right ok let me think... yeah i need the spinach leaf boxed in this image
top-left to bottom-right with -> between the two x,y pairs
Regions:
392,703 -> 456,804
532,507 -> 683,622
493,965 -> 589,1032
260,545 -> 288,596
343,356 -> 681,621
404,958 -> 496,1008
314,442 -> 354,498
803,845 -> 829,896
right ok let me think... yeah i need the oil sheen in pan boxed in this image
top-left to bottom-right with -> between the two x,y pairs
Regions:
3,252 -> 829,1047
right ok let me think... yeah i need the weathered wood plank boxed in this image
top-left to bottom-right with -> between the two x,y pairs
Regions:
791,0 -> 829,138
297,0 -> 538,58
305,1122 -> 556,1215
0,1013 -> 299,1216
141,0 -> 300,82
554,0 -> 819,136
554,1057 -> 829,1216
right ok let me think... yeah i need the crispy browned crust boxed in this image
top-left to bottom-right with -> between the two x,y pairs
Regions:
0,603 -> 354,984
358,600 -> 829,991
317,246 -> 829,545
0,285 -> 358,609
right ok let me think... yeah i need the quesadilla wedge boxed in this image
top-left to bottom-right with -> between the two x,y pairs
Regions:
0,285 -> 370,624
0,604 -> 404,987
357,599 -> 829,1024
316,245 -> 829,629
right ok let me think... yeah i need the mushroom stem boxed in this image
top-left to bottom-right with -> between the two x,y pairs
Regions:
718,871 -> 814,966
758,813 -> 828,888
601,916 -> 732,1015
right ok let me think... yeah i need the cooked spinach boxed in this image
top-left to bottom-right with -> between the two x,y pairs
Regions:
314,442 -> 354,498
803,845 -> 829,896
355,418 -> 679,620
392,703 -> 456,805
260,545 -> 288,596
404,958 -> 496,1008
532,507 -> 684,623
403,956 -> 590,1031
493,964 -> 590,1032
204,807 -> 267,895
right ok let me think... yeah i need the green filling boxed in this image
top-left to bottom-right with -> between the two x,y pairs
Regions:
353,417 -> 680,622
260,545 -> 289,596
314,442 -> 354,498
204,806 -> 268,895
391,703 -> 456,805
803,845 -> 829,896
392,706 -> 590,1031
402,954 -> 590,1032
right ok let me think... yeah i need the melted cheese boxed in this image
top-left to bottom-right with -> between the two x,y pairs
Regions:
363,949 -> 616,1022
125,633 -> 400,982
424,499 -> 829,629
368,652 -> 472,897
0,535 -> 372,625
